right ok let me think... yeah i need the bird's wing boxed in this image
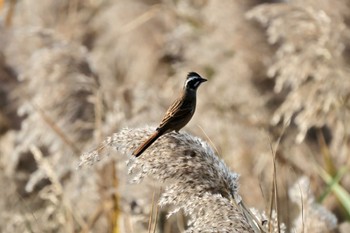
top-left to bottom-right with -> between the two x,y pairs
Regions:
157,98 -> 193,130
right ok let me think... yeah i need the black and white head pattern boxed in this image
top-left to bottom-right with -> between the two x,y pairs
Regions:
185,72 -> 207,90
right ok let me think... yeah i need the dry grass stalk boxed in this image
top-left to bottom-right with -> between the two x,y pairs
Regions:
289,176 -> 338,233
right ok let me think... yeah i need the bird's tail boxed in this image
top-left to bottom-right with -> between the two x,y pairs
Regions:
133,131 -> 162,157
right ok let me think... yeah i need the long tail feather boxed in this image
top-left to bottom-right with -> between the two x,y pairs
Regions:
133,131 -> 162,157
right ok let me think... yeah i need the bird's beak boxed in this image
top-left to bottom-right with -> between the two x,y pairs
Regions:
201,78 -> 207,83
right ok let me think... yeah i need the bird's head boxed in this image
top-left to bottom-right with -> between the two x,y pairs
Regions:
184,72 -> 207,91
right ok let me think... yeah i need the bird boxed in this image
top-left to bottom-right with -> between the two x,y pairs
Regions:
133,72 -> 207,157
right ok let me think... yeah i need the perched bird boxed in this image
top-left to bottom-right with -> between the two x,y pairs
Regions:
133,72 -> 207,157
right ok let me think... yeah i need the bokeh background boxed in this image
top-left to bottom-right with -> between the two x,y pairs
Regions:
0,0 -> 350,232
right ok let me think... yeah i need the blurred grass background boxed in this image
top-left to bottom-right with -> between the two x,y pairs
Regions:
0,0 -> 349,232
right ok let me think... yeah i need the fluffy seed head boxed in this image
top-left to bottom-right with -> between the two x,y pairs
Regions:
80,126 -> 255,232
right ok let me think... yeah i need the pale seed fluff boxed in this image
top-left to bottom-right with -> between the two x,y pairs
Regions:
80,126 -> 256,232
289,176 -> 337,233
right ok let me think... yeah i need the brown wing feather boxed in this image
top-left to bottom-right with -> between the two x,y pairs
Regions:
158,94 -> 195,131
158,98 -> 182,128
